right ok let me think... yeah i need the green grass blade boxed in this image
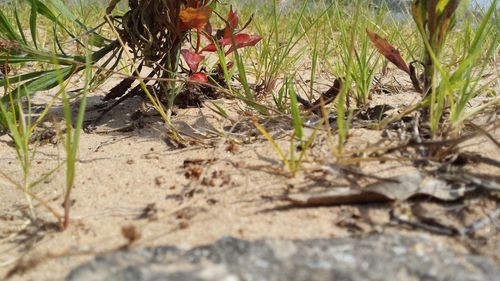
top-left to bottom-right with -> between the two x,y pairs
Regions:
2,66 -> 76,102
0,8 -> 22,41
28,0 -> 39,49
253,118 -> 290,169
206,102 -> 229,119
0,54 -> 73,65
90,47 -> 123,88
450,1 -> 496,82
288,78 -> 303,141
84,40 -> 119,62
48,0 -> 78,23
29,0 -> 58,23
14,5 -> 28,45
27,0 -> 88,48
0,70 -> 59,87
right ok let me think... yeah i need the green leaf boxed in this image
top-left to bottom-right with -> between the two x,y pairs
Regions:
54,24 -> 68,56
208,1 -> 218,10
0,8 -> 21,41
206,102 -> 229,119
0,41 -> 117,67
88,33 -> 106,48
437,0 -> 450,13
0,54 -> 74,65
75,40 -> 119,63
26,0 -> 87,48
14,5 -> 28,45
2,66 -> 77,103
0,70 -> 57,87
47,0 -> 78,23
28,0 -> 39,49
27,0 -> 58,24
288,78 -> 303,141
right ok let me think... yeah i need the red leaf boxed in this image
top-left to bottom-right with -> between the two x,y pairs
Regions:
204,22 -> 213,38
179,7 -> 212,31
190,72 -> 208,83
366,30 -> 410,74
201,34 -> 261,55
225,34 -> 261,55
200,42 -> 217,53
224,6 -> 239,39
181,49 -> 205,72
187,0 -> 199,7
228,6 -> 239,29
215,61 -> 234,74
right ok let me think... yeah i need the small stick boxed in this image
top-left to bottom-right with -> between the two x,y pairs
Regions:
461,208 -> 500,236
390,209 -> 458,236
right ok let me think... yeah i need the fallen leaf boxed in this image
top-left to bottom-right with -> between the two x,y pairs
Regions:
285,188 -> 392,206
366,172 -> 465,201
282,172 -> 467,207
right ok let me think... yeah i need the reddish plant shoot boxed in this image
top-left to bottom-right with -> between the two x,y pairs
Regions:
181,49 -> 205,73
190,72 -> 209,83
366,30 -> 410,74
179,4 -> 261,82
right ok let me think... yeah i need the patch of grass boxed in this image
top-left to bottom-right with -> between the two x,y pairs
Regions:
250,0 -> 332,94
0,55 -> 63,224
253,76 -> 321,176
433,0 -> 499,133
369,0 -> 499,136
60,52 -> 91,230
329,1 -> 382,106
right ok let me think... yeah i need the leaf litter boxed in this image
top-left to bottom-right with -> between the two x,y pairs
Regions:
273,121 -> 500,238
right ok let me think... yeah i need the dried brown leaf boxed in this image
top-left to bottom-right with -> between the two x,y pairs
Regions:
366,30 -> 410,74
285,188 -> 392,206
283,172 -> 466,207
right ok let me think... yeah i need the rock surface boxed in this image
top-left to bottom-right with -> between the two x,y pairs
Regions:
67,233 -> 499,281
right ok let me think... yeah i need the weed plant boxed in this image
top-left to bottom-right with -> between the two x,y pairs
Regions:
60,53 -> 91,230
250,0 -> 332,94
329,1 -> 383,106
253,76 -> 321,176
0,55 -> 63,224
367,0 -> 498,135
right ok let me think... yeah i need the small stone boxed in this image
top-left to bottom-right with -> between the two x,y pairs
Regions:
154,176 -> 166,186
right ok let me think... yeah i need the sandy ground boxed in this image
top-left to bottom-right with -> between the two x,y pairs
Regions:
0,69 -> 499,280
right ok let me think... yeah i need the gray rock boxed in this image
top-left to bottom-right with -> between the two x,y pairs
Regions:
67,233 -> 499,281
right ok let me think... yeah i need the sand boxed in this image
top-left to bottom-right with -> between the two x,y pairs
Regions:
0,69 -> 499,280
